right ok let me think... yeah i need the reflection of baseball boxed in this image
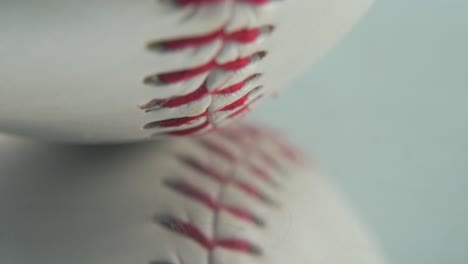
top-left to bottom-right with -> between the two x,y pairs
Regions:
0,0 -> 373,143
0,124 -> 383,264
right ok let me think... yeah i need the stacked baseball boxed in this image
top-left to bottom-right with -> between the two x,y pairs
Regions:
0,1 -> 382,264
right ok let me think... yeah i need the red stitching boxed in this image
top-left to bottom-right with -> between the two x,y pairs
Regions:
174,0 -> 270,8
213,74 -> 261,95
141,73 -> 259,111
164,179 -> 267,225
149,25 -> 272,55
152,26 -> 266,54
153,126 -> 297,263
223,206 -> 265,226
144,51 -> 265,87
143,1 -> 276,136
198,138 -> 238,162
164,179 -> 220,211
144,110 -> 208,129
248,163 -> 273,184
218,94 -> 249,111
156,216 -> 261,254
178,155 -> 277,205
141,75 -> 261,130
233,180 -> 278,206
178,155 -> 227,182
247,125 -> 306,164
173,0 -> 225,7
224,128 -> 283,168
226,104 -> 250,119
168,120 -> 211,136
143,85 -> 209,110
198,138 -> 279,187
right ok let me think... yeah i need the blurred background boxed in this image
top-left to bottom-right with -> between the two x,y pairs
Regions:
252,1 -> 468,264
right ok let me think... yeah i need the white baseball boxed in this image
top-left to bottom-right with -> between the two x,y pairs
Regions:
0,0 -> 373,143
0,124 -> 383,264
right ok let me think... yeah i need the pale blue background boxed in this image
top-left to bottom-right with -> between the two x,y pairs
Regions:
252,1 -> 468,264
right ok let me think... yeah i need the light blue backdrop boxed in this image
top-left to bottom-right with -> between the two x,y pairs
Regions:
252,1 -> 468,264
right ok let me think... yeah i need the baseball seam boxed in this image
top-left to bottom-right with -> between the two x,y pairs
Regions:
151,125 -> 297,264
141,0 -> 279,137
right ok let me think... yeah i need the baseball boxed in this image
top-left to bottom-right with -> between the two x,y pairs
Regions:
0,0 -> 373,143
0,124 -> 383,263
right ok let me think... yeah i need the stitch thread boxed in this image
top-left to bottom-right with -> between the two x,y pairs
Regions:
152,126 -> 292,263
178,155 -> 277,206
143,1 -> 279,136
156,216 -> 262,254
173,0 -> 270,8
198,138 -> 279,188
163,179 -> 267,226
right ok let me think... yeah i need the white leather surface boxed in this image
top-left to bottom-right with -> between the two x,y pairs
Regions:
0,124 -> 383,264
0,0 -> 374,143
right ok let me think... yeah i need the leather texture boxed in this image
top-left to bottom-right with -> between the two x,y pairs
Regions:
0,0 -> 374,143
0,124 -> 383,264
